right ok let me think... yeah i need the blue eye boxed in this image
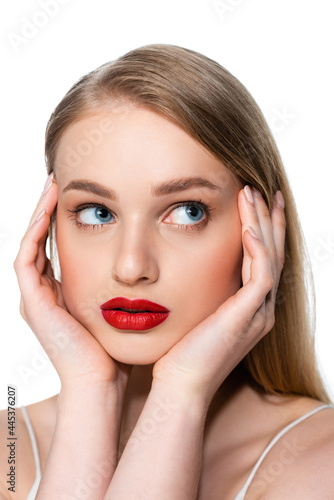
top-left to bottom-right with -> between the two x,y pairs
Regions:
67,204 -> 114,229
68,200 -> 214,232
79,207 -> 112,226
165,203 -> 205,226
79,206 -> 113,225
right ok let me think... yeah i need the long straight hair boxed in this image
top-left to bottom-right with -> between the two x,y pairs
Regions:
45,44 -> 331,404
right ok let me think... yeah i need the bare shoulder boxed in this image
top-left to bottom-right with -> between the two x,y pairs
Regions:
0,395 -> 57,500
199,386 -> 334,500
249,404 -> 334,499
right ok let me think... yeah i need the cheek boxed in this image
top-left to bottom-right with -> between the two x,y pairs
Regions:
203,210 -> 243,304
170,226 -> 243,327
206,236 -> 243,300
55,217 -> 101,314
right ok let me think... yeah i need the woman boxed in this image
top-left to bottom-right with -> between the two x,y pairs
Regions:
1,44 -> 333,499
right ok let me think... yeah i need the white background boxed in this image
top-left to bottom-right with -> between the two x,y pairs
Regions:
0,0 -> 333,409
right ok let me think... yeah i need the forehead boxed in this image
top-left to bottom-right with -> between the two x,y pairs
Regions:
54,105 -> 239,192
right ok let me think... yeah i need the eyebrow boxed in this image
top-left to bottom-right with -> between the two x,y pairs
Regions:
62,177 -> 222,200
63,180 -> 116,199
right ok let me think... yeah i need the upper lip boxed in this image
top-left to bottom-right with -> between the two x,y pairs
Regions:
100,297 -> 169,312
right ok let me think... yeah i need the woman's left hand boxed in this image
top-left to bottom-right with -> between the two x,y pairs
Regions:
152,185 -> 286,408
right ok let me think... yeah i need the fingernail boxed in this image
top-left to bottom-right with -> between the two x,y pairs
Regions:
35,209 -> 46,223
253,188 -> 262,199
244,185 -> 254,205
275,191 -> 285,209
43,172 -> 54,195
247,226 -> 258,239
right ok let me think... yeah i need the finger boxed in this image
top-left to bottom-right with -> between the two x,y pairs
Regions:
14,182 -> 58,296
253,189 -> 286,308
238,188 -> 251,285
240,186 -> 263,242
20,177 -> 58,248
252,188 -> 277,298
271,191 -> 286,274
15,211 -> 52,297
26,172 -> 56,230
253,188 -> 276,265
238,186 -> 262,285
230,228 -> 274,326
19,296 -> 27,321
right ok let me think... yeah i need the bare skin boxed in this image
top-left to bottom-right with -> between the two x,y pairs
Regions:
2,105 -> 333,499
0,376 -> 332,499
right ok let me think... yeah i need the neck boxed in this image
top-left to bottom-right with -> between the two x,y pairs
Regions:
118,362 -> 249,455
47,363 -> 252,460
118,363 -> 155,454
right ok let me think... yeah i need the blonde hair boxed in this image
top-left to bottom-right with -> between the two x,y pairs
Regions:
45,43 -> 331,404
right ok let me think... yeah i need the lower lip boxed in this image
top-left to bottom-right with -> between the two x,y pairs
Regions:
101,310 -> 170,331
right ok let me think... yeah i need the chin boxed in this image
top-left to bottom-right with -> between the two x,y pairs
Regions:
107,349 -> 164,366
96,335 -> 171,366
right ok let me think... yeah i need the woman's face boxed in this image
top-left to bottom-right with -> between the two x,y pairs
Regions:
54,104 -> 244,364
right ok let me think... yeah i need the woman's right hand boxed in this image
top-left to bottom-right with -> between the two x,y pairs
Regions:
14,173 -> 132,393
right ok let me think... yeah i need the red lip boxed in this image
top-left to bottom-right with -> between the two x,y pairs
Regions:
100,297 -> 170,331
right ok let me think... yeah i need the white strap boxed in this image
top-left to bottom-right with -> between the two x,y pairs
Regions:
234,404 -> 334,500
21,405 -> 42,499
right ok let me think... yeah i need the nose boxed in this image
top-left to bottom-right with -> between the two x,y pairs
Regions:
111,221 -> 159,286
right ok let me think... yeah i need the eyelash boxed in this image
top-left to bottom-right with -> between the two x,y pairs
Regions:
67,200 -> 216,232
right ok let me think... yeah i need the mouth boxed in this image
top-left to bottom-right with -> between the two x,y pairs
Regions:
112,308 -> 151,313
100,297 -> 170,331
